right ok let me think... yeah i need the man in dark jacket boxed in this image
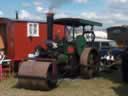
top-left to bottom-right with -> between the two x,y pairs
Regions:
121,47 -> 128,83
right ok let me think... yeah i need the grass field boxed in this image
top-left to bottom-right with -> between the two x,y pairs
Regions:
0,69 -> 128,96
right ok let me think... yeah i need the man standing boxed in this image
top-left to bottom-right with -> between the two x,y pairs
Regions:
121,47 -> 128,83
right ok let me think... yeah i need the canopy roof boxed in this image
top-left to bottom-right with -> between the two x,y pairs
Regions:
54,18 -> 102,27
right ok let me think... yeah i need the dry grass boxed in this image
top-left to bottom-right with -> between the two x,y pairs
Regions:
0,70 -> 128,96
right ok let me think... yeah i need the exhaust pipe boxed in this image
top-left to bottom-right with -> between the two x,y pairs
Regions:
16,11 -> 19,20
47,13 -> 54,40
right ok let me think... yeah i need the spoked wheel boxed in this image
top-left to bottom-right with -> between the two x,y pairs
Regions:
80,48 -> 100,78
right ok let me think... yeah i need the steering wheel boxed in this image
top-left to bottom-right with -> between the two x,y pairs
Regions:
83,31 -> 95,43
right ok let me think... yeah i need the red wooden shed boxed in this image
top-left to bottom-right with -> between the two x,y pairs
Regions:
0,16 -> 65,72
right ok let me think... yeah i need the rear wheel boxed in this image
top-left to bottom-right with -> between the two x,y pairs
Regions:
80,48 -> 100,78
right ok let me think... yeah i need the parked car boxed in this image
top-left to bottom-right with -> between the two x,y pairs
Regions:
87,38 -> 123,71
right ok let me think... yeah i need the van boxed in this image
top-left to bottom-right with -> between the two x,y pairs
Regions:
87,38 -> 117,50
87,38 -> 122,62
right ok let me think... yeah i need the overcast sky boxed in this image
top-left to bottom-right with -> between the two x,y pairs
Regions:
0,0 -> 128,29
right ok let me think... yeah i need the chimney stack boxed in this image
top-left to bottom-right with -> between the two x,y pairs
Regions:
16,11 -> 19,20
47,12 -> 54,40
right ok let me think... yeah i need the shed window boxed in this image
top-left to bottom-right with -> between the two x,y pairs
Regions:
27,23 -> 39,37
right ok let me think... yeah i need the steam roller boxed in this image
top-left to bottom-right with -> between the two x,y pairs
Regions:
17,47 -> 99,90
17,60 -> 57,90
16,13 -> 102,90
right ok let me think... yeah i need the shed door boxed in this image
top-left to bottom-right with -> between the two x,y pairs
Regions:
0,24 -> 7,53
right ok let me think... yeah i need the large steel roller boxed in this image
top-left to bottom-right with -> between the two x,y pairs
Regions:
17,60 -> 57,90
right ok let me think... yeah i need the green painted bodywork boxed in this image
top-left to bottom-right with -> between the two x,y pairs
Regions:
56,35 -> 87,64
75,35 -> 86,55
